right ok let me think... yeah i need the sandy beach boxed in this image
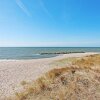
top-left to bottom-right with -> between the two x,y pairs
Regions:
0,52 -> 98,99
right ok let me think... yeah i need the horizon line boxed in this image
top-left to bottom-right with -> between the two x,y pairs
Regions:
0,46 -> 100,48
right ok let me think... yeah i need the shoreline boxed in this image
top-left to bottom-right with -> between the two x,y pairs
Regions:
0,52 -> 98,61
0,52 -> 98,99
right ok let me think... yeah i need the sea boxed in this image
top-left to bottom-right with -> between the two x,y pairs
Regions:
0,47 -> 100,60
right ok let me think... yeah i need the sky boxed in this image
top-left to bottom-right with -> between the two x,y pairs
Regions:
0,0 -> 100,47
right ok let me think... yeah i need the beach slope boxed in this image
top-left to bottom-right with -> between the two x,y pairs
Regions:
0,53 -> 98,99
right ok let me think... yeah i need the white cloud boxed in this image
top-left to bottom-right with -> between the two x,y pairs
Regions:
15,0 -> 31,16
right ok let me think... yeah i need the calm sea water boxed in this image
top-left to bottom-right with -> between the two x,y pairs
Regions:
0,47 -> 100,60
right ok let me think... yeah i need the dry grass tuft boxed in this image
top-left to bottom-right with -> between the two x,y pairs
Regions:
20,81 -> 28,86
73,54 -> 100,72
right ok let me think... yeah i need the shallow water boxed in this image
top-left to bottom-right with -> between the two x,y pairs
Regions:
0,47 -> 100,59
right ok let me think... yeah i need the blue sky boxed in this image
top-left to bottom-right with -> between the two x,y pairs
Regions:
0,0 -> 100,47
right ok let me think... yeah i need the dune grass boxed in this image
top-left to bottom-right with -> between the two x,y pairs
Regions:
9,54 -> 100,100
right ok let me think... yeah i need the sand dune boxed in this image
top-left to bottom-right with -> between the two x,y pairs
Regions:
0,53 -> 98,99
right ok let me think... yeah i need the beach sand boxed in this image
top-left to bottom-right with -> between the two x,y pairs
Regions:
0,52 -> 97,99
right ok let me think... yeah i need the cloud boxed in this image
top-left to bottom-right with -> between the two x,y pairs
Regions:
38,0 -> 52,18
15,0 -> 31,16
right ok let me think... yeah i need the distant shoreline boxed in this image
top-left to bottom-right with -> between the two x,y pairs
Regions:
0,52 -> 97,61
0,52 -> 85,60
0,47 -> 100,60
